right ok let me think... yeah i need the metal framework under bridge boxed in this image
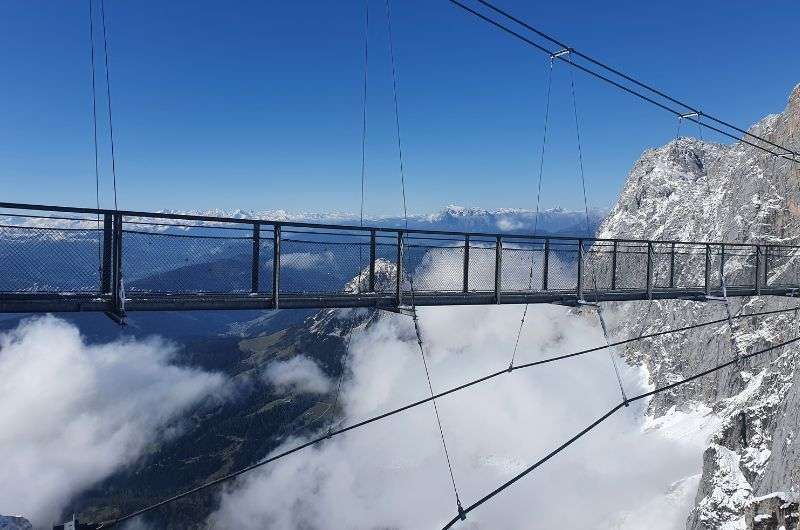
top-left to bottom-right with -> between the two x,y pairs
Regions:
1,202 -> 799,318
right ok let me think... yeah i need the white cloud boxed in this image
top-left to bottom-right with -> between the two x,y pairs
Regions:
0,315 -> 225,527
263,356 -> 331,395
210,301 -> 708,529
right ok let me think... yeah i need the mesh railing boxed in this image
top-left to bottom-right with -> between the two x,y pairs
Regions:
547,241 -> 578,291
582,240 -> 615,292
672,243 -> 707,289
404,236 -> 465,292
765,245 -> 800,287
279,230 -> 370,294
0,224 -> 103,293
501,240 -> 545,292
467,240 -> 496,292
3,205 -> 800,304
123,229 -> 252,294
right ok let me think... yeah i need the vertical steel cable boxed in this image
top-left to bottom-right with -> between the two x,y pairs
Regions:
88,0 -> 102,269
357,1 -> 369,295
385,0 -> 464,517
327,0 -> 371,435
568,57 -> 628,404
507,58 -> 554,370
99,0 -> 119,211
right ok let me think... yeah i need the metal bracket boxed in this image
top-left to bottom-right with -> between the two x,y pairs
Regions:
703,295 -> 728,303
381,305 -> 416,317
104,310 -> 127,326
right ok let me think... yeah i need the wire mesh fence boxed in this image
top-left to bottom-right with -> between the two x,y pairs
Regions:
279,230 -> 370,294
672,243 -> 706,289
3,206 -> 799,304
582,240 -> 615,292
122,229 -> 252,294
501,239 -> 545,292
547,241 -> 578,291
765,245 -> 800,287
0,224 -> 103,293
403,236 -> 465,292
467,239 -> 496,292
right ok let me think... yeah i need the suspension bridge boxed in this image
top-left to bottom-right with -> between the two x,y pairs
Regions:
2,202 -> 800,319
4,0 -> 800,528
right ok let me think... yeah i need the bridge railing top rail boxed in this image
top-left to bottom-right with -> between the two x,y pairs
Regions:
1,201 -> 798,249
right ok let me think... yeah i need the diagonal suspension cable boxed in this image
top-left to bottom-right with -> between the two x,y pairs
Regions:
99,0 -> 119,210
327,0 -> 371,433
447,0 -> 798,162
565,54 -> 628,404
440,333 -> 800,529
385,0 -> 464,516
94,305 -> 800,528
451,0 -> 798,160
507,58 -> 554,370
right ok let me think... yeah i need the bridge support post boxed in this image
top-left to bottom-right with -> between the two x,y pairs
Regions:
754,245 -> 761,295
105,213 -> 126,324
494,236 -> 502,303
251,223 -> 260,293
273,225 -> 281,309
577,239 -> 584,301
669,242 -> 676,289
704,244 -> 711,296
542,239 -> 550,291
396,232 -> 403,307
463,234 -> 470,293
101,213 -> 113,294
369,229 -> 376,292
610,240 -> 617,290
646,242 -> 653,299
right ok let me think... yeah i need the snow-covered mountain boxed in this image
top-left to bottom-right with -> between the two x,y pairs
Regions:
41,205 -> 606,236
599,83 -> 800,529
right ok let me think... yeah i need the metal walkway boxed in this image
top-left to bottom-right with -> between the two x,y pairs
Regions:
1,202 -> 799,316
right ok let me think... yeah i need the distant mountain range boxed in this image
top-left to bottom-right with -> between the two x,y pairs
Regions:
130,205 -> 607,237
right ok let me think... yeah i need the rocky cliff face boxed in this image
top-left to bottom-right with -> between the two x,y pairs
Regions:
597,84 -> 800,529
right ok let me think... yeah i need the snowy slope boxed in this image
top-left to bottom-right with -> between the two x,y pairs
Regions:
598,83 -> 800,530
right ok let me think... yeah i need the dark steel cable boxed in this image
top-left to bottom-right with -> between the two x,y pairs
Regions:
99,0 -> 119,210
88,0 -> 102,270
94,305 -> 800,528
447,0 -> 798,162
386,0 -> 463,513
328,0 -> 371,433
356,0 -> 369,295
566,55 -> 628,403
508,58 -> 554,370
440,334 -> 800,529
466,0 -> 797,158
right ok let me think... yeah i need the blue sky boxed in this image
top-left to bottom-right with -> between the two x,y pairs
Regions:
1,1 -> 798,217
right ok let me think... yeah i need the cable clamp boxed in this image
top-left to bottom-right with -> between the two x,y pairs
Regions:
457,500 -> 467,521
680,111 -> 701,119
550,48 -> 571,59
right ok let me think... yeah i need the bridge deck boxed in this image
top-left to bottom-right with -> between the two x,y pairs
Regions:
1,202 -> 799,315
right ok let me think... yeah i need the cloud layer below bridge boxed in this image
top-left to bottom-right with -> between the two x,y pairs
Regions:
210,301 -> 709,529
0,316 -> 225,527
